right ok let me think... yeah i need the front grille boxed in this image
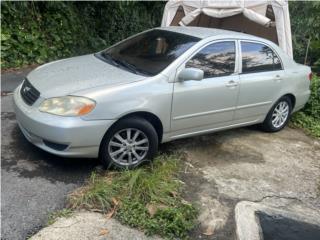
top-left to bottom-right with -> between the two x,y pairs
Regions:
20,78 -> 40,105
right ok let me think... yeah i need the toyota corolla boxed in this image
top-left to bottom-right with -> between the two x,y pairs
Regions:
14,27 -> 311,168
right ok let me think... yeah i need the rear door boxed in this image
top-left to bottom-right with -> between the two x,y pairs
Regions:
171,40 -> 240,132
235,41 -> 284,121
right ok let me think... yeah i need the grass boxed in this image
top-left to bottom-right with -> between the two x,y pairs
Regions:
68,154 -> 198,239
47,208 -> 73,225
290,112 -> 320,138
290,75 -> 320,138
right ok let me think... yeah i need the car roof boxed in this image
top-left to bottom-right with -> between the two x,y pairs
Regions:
156,26 -> 267,42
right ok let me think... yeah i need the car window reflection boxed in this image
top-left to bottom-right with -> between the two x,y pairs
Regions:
241,42 -> 282,73
186,41 -> 236,78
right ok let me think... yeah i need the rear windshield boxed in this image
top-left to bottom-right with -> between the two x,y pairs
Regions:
96,29 -> 200,76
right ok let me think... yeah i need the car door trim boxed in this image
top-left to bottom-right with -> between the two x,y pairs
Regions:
236,101 -> 272,110
170,119 -> 259,139
173,101 -> 271,120
173,106 -> 236,120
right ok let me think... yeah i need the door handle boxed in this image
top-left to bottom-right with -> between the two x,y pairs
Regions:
225,80 -> 238,87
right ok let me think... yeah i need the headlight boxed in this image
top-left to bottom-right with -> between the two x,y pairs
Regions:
39,96 -> 96,116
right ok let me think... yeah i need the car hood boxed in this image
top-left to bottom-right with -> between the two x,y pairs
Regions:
27,54 -> 145,98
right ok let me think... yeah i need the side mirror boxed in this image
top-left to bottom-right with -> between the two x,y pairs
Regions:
178,68 -> 204,82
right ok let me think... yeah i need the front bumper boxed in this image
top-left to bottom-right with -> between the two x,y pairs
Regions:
13,85 -> 115,158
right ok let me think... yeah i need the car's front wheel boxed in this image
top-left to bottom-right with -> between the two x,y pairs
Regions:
261,96 -> 292,132
100,117 -> 158,169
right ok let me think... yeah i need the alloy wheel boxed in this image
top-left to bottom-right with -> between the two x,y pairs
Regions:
271,101 -> 289,128
108,128 -> 149,166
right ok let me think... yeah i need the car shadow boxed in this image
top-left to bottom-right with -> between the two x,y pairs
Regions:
2,123 -> 99,184
2,113 -> 264,184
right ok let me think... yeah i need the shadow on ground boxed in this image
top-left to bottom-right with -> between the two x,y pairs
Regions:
2,112 -> 99,184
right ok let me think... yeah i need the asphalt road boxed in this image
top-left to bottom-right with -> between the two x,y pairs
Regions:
1,69 -> 99,240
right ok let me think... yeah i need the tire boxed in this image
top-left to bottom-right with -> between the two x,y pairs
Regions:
99,117 -> 158,169
261,96 -> 292,132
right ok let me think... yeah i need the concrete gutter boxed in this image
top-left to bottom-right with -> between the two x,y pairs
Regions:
235,201 -> 320,240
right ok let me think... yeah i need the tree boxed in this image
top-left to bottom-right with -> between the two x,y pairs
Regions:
290,1 -> 320,72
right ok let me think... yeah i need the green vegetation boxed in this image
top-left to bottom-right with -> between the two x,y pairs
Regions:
2,1 -> 319,72
290,1 -> 320,73
47,208 -> 73,225
291,76 -> 320,138
1,1 -> 165,69
68,155 -> 198,239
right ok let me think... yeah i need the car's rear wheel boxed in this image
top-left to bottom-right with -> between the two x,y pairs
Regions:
261,96 -> 292,132
100,117 -> 158,169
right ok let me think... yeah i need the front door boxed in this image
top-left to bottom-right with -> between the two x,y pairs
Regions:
171,41 -> 240,133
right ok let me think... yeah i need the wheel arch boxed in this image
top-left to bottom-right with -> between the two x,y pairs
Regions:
263,93 -> 296,123
282,93 -> 296,109
106,111 -> 164,143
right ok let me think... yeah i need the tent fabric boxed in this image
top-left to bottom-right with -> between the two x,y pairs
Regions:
179,7 -> 271,27
161,0 -> 293,57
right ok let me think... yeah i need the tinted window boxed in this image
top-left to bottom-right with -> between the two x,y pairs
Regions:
186,41 -> 235,78
241,42 -> 282,73
97,30 -> 200,76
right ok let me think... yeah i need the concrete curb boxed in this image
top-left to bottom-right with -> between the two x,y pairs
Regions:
30,211 -> 162,240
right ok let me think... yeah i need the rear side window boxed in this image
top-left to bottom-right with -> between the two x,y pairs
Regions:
241,42 -> 282,73
186,41 -> 236,78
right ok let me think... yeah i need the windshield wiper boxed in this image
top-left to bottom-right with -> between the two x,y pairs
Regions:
98,52 -> 120,67
97,52 -> 137,73
96,52 -> 151,76
114,59 -> 138,73
113,59 -> 151,76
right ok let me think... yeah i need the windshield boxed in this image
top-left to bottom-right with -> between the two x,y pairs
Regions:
96,29 -> 200,76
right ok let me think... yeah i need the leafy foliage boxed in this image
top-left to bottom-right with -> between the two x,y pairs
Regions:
68,155 -> 198,239
1,1 -> 165,68
2,1 -> 320,73
302,76 -> 320,119
291,76 -> 320,138
290,1 -> 320,72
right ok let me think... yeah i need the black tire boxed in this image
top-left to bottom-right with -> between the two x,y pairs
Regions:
99,117 -> 158,169
261,96 -> 292,132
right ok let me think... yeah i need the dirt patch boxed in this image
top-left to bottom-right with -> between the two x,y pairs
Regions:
185,143 -> 264,168
180,162 -> 238,240
163,131 -> 265,168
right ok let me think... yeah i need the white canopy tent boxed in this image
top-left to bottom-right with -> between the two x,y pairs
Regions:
161,0 -> 293,57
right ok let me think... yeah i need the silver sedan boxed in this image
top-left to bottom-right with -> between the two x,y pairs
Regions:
14,27 -> 311,168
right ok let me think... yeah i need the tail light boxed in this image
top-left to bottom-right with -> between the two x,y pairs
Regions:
308,72 -> 313,81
